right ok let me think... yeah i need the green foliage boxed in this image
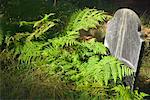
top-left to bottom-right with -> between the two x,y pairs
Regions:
66,8 -> 111,31
77,56 -> 133,87
0,31 -> 3,46
6,8 -> 110,64
140,12 -> 150,28
0,63 -> 72,99
1,8 -> 147,99
0,20 -> 3,46
21,14 -> 58,41
111,85 -> 149,100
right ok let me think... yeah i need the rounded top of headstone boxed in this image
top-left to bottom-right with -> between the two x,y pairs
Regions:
115,8 -> 138,15
114,8 -> 141,30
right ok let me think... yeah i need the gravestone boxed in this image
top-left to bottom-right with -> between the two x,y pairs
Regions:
104,8 -> 144,73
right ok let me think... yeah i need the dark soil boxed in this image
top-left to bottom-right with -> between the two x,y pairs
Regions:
136,44 -> 150,99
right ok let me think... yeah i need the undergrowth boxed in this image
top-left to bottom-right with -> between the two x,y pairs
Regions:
0,8 -> 148,99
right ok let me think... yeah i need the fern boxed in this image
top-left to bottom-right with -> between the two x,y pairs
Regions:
3,8 -> 138,99
8,8 -> 133,84
76,56 -> 133,88
66,8 -> 111,32
10,8 -> 110,64
15,9 -> 110,65
111,85 -> 149,100
19,13 -> 58,41
80,39 -> 107,54
18,42 -> 43,64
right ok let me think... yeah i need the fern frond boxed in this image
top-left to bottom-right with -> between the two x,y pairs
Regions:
48,32 -> 80,49
17,42 -> 44,64
33,13 -> 55,28
103,63 -> 111,85
26,21 -> 55,41
100,56 -> 134,84
76,56 -> 134,88
110,62 -> 118,83
116,63 -> 122,80
112,85 -> 148,100
19,14 -> 57,41
66,8 -> 110,32
81,38 -> 107,54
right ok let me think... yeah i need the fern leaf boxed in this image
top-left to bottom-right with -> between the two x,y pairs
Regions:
81,39 -> 107,54
103,63 -> 111,85
126,67 -> 133,76
121,65 -> 125,77
48,35 -> 79,48
116,63 -> 122,80
111,62 -> 118,83
24,14 -> 57,41
67,8 -> 110,32
33,13 -> 55,27
88,55 -> 99,65
17,42 -> 44,64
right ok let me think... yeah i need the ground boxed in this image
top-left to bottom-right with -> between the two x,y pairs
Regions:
136,26 -> 150,95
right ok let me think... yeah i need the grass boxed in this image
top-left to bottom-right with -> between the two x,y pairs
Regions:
0,52 -> 73,99
0,65 -> 72,99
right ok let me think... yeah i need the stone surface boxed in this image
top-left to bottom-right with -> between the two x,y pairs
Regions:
104,8 -> 143,72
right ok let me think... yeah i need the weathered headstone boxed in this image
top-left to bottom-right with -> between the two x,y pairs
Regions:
104,8 -> 144,73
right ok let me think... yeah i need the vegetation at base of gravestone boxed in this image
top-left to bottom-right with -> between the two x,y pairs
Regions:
139,12 -> 150,94
140,13 -> 150,28
139,46 -> 150,84
0,8 -> 148,99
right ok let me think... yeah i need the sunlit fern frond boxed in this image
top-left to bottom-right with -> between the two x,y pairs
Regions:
66,8 -> 111,32
77,56 -> 134,87
20,14 -> 58,41
80,38 -> 107,55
